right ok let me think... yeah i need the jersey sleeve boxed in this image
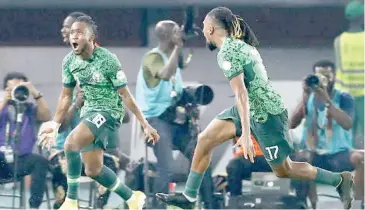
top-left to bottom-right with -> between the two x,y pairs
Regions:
218,48 -> 245,81
61,54 -> 76,88
107,53 -> 128,89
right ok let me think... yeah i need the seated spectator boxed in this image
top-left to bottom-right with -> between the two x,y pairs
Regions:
226,135 -> 271,208
289,60 -> 364,208
49,85 -> 130,209
0,72 -> 50,209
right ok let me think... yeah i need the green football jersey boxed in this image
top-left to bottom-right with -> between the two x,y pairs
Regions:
217,37 -> 286,123
62,46 -> 127,120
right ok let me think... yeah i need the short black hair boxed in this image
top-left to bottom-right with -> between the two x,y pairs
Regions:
3,72 -> 28,89
312,60 -> 336,72
67,11 -> 87,20
73,15 -> 98,38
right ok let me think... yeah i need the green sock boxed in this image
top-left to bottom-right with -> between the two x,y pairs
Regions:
65,150 -> 82,200
183,170 -> 204,200
314,168 -> 342,187
91,165 -> 133,200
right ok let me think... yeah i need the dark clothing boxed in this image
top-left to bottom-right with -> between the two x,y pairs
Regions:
311,150 -> 355,172
226,155 -> 271,196
147,117 -> 215,209
0,103 -> 38,156
0,153 -> 48,208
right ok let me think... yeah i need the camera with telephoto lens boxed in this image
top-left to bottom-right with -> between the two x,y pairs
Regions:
11,84 -> 30,103
304,73 -> 328,89
168,84 -> 214,125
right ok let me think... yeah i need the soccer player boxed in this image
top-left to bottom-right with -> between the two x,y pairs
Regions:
61,11 -> 101,47
56,11 -> 123,209
38,15 -> 159,210
156,7 -> 354,209
61,12 -> 87,45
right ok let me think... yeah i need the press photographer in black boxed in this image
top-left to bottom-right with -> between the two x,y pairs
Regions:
0,72 -> 50,209
135,20 -> 216,209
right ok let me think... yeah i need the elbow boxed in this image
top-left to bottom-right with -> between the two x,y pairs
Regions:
343,121 -> 353,131
288,121 -> 297,130
159,69 -> 173,81
159,74 -> 172,81
235,89 -> 248,101
288,115 -> 303,129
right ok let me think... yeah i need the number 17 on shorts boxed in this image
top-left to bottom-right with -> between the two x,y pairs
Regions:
265,145 -> 279,162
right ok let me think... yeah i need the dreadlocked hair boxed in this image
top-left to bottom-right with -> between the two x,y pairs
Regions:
74,15 -> 98,39
208,7 -> 259,47
68,11 -> 87,19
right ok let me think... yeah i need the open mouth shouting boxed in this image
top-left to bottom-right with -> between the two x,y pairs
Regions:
71,40 -> 80,53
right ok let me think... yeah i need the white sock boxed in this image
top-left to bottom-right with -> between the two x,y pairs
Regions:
127,193 -> 136,202
182,192 -> 197,202
65,197 -> 78,203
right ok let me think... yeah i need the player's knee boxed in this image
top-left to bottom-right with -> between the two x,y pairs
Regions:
84,164 -> 103,177
274,170 -> 289,178
197,132 -> 213,150
64,133 -> 80,151
272,163 -> 291,178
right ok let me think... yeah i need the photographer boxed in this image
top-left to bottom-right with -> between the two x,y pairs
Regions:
0,72 -> 50,209
289,60 -> 364,207
135,20 -> 215,209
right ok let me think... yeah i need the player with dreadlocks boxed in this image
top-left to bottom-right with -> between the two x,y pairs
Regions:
156,7 -> 354,209
38,15 -> 159,210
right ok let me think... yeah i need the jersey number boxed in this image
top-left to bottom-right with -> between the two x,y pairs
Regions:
265,145 -> 279,161
91,114 -> 106,128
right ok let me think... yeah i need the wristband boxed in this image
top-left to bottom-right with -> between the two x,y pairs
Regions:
34,92 -> 43,100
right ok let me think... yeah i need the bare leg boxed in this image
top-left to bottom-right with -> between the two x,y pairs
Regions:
64,123 -> 95,151
270,157 -> 318,180
350,150 -> 364,201
82,149 -> 104,178
191,119 -> 236,173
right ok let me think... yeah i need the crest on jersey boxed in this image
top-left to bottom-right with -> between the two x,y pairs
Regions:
116,70 -> 126,81
222,61 -> 232,71
91,72 -> 104,83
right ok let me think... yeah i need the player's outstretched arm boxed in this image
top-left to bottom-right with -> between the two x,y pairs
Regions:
230,73 -> 255,163
230,73 -> 250,139
108,53 -> 159,143
118,86 -> 160,143
118,86 -> 147,127
38,86 -> 73,149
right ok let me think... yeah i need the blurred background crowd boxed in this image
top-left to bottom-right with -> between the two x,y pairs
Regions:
0,0 -> 363,209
